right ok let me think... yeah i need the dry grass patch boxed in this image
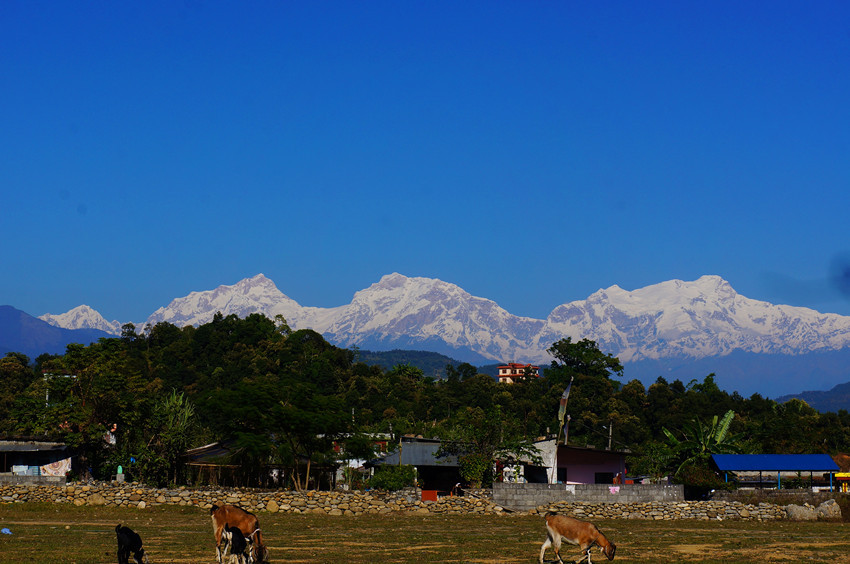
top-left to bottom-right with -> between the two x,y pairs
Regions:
1,503 -> 850,563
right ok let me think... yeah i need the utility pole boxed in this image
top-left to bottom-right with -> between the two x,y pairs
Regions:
607,420 -> 613,450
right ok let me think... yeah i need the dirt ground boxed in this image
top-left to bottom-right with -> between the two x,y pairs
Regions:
1,503 -> 849,563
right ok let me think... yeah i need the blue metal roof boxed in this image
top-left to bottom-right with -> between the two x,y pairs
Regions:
712,454 -> 839,472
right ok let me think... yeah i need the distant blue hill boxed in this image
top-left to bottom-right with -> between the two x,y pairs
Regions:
0,305 -> 112,361
624,349 -> 850,400
775,382 -> 850,413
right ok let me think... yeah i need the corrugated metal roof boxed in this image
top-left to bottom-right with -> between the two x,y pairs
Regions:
0,441 -> 67,453
370,440 -> 459,467
712,454 -> 839,472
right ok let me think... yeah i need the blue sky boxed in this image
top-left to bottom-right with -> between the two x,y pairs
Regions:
2,1 -> 849,324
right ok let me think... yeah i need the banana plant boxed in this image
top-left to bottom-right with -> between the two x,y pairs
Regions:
663,410 -> 744,477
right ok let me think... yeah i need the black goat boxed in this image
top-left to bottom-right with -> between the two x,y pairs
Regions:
116,524 -> 147,564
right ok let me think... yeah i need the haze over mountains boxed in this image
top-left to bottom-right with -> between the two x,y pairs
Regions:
22,272 -> 850,400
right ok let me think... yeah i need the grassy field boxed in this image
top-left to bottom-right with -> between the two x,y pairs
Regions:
1,503 -> 849,563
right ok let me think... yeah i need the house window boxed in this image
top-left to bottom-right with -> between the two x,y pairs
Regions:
595,472 -> 614,484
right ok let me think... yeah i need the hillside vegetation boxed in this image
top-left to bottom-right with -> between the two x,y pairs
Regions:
1,313 -> 848,490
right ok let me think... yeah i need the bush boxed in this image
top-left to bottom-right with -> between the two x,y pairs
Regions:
459,453 -> 492,488
369,465 -> 416,491
674,461 -> 733,500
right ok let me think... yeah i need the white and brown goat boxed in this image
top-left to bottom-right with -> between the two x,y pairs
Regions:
539,513 -> 616,564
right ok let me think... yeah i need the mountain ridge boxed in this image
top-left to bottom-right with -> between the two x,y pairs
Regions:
33,273 -> 850,397
1,305 -> 112,358
40,273 -> 850,364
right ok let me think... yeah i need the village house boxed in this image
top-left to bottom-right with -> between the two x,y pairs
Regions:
497,362 -> 540,384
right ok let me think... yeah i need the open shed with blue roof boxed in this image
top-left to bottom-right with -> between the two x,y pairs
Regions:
711,454 -> 839,491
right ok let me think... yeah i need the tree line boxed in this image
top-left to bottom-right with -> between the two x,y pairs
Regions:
1,312 -> 848,489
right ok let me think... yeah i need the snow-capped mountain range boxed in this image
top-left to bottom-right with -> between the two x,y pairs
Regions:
39,305 -> 124,335
40,273 -> 850,366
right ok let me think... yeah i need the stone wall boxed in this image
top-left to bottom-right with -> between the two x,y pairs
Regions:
493,482 -> 684,512
533,500 -> 786,521
0,482 -> 499,515
0,481 -> 835,521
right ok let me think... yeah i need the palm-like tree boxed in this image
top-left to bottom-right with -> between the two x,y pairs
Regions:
662,410 -> 744,477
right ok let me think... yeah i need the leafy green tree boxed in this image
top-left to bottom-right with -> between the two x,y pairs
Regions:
437,406 -> 540,488
627,440 -> 676,483
338,432 -> 380,489
547,338 -> 623,380
0,353 -> 36,433
21,340 -> 155,480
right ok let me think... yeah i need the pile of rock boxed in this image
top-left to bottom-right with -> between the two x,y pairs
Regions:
785,499 -> 842,521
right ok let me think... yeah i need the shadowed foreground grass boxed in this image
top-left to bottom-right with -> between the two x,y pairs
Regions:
1,503 -> 849,563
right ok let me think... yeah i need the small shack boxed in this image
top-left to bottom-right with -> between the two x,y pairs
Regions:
522,439 -> 628,485
0,438 -> 71,483
368,436 -> 461,493
711,454 -> 839,491
554,444 -> 628,485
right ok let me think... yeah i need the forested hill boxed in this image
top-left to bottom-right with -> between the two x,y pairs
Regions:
777,382 -> 850,413
2,312 -> 849,490
354,349 -> 463,379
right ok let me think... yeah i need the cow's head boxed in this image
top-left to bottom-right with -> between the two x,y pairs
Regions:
252,542 -> 269,563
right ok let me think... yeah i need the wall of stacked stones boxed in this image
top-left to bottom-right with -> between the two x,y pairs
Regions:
0,481 -> 830,520
533,500 -> 787,521
0,482 -> 497,515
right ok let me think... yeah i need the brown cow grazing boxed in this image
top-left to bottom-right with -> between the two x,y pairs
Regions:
210,504 -> 268,563
539,513 -> 616,564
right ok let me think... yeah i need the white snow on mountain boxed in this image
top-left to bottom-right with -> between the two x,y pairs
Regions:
41,273 -> 850,364
316,273 -> 545,362
39,305 -> 123,335
535,275 -> 850,362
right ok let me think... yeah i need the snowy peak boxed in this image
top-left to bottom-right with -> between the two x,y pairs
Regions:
540,276 -> 850,362
143,273 -> 303,329
38,273 -> 850,367
39,305 -> 123,335
321,273 -> 542,361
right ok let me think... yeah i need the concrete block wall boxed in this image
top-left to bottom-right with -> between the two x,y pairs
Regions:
0,473 -> 66,486
494,482 -> 684,512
